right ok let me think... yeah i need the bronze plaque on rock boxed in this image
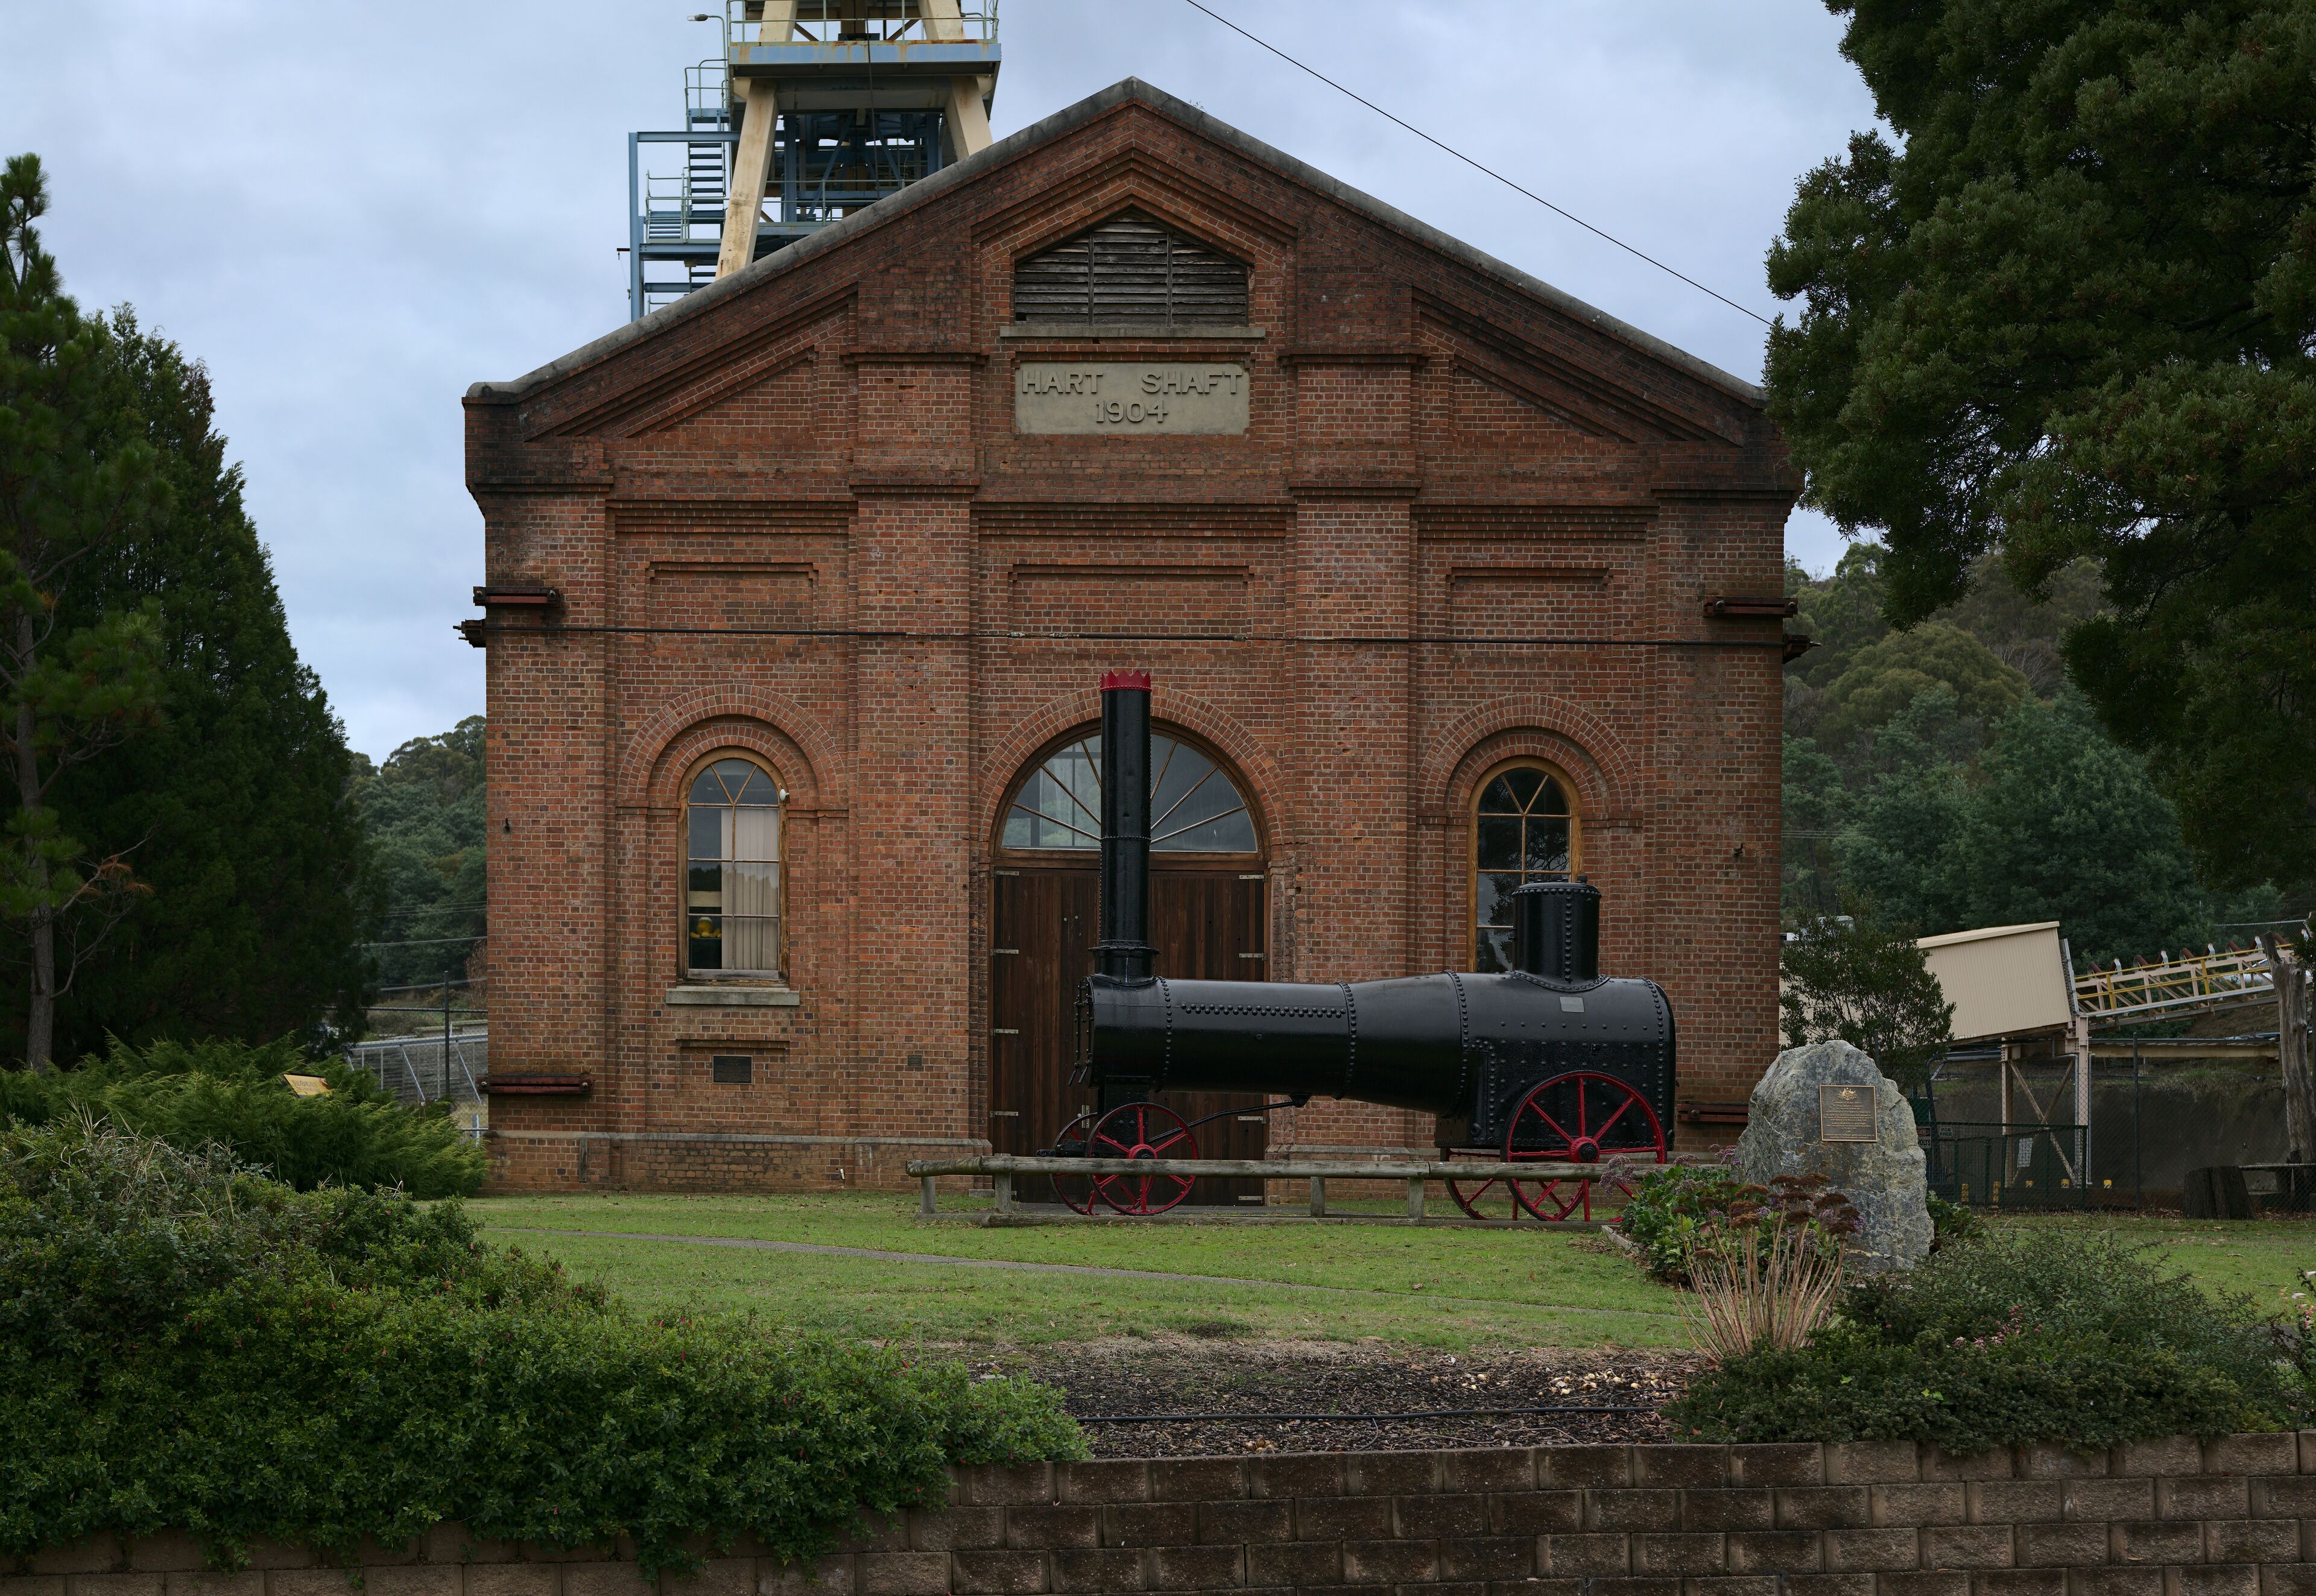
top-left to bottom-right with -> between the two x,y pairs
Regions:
1818,1083 -> 1880,1143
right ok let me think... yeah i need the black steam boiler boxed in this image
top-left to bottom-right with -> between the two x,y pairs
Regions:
1058,670 -> 1675,1220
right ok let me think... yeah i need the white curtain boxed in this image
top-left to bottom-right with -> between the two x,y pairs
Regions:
723,806 -> 781,971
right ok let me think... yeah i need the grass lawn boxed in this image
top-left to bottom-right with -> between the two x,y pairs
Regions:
465,1193 -> 2316,1354
468,1191 -> 1688,1351
1985,1210 -> 2316,1308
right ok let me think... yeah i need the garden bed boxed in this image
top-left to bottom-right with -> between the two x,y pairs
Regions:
976,1337 -> 1698,1456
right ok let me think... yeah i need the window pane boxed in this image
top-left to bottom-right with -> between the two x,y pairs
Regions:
1475,927 -> 1513,974
733,807 -> 779,863
1150,739 -> 1217,825
689,770 -> 726,805
1154,769 -> 1236,837
1478,774 -> 1520,814
1499,767 -> 1545,810
1535,776 -> 1570,816
688,807 -> 723,862
688,913 -> 724,969
731,765 -> 780,806
1004,731 -> 1257,854
1158,809 -> 1257,853
1523,815 -> 1570,874
1475,815 -> 1520,870
688,863 -> 722,906
723,909 -> 778,970
1476,871 -> 1523,929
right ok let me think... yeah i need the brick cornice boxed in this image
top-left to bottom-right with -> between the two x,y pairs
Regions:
1278,347 -> 1427,368
840,349 -> 989,367
1288,473 -> 1425,500
850,476 -> 982,497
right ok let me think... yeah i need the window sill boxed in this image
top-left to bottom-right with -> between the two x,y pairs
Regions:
999,323 -> 1267,342
666,985 -> 802,1008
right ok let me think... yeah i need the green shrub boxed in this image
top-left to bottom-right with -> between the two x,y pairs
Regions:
1613,1162 -> 1786,1284
0,1121 -> 1084,1573
0,1035 -> 483,1196
1925,1193 -> 1982,1248
1666,1229 -> 2310,1448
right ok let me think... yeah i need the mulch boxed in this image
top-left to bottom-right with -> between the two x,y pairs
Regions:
972,1338 -> 1703,1457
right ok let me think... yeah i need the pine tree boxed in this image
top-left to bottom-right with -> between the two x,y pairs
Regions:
0,154 -> 164,1069
0,151 -> 373,1062
31,312 -> 378,1058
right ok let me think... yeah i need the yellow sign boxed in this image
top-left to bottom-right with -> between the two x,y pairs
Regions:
283,1074 -> 331,1098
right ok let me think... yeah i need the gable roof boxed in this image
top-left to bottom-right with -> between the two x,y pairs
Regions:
468,77 -> 1763,409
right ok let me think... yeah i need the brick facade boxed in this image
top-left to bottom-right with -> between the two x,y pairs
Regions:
464,80 -> 1796,1193
21,1435 -> 2316,1595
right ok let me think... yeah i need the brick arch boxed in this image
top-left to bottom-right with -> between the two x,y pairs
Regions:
977,683 -> 1292,857
1420,693 -> 1637,819
616,686 -> 841,810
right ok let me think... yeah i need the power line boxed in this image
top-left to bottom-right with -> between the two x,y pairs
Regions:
1177,0 -> 1773,328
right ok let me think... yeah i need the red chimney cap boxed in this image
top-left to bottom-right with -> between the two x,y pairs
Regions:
1100,669 -> 1152,692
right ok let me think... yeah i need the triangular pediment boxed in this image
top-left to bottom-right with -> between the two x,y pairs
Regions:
642,353 -> 817,440
474,79 -> 1765,452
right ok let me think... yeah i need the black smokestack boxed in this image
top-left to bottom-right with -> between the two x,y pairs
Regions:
1095,669 -> 1156,984
1512,878 -> 1599,981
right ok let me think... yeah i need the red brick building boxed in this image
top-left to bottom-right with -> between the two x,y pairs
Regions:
464,80 -> 1795,1193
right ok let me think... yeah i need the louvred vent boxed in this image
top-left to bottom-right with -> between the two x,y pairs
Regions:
1013,209 -> 1249,329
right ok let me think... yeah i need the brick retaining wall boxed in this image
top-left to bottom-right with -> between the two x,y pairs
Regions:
13,1437 -> 2315,1596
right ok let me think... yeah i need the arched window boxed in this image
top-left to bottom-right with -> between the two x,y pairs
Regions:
1002,730 -> 1258,853
686,755 -> 782,975
1471,762 -> 1578,972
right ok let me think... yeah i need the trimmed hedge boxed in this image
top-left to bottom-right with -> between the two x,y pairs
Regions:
0,1035 -> 484,1196
0,1121 -> 1083,1574
1665,1227 -> 2312,1449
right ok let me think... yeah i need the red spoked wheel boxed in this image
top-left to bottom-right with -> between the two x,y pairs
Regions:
1503,1070 -> 1666,1222
1049,1112 -> 1098,1215
1444,1150 -> 1532,1222
1087,1101 -> 1200,1216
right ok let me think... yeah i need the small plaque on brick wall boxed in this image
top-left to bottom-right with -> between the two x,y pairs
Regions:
1818,1082 -> 1879,1143
1015,363 -> 1249,435
710,1054 -> 753,1085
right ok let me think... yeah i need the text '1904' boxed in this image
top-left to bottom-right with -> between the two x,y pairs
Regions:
1014,362 -> 1250,435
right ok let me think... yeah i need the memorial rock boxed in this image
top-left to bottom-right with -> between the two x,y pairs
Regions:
1738,1039 -> 1932,1272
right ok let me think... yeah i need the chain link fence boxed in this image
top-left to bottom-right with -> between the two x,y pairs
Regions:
342,1029 -> 488,1140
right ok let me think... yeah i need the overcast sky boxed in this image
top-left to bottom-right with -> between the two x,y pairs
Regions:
5,1 -> 1876,762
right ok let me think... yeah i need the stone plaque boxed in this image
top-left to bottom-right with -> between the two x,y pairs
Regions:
1742,1041 -> 1931,1272
1014,362 -> 1250,435
1818,1082 -> 1880,1143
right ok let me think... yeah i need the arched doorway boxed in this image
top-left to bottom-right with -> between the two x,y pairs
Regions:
990,725 -> 1269,1205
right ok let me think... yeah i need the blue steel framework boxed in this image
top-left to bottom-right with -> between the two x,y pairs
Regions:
627,2 -> 1000,321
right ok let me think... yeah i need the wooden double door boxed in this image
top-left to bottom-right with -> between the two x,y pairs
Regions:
989,864 -> 1270,1205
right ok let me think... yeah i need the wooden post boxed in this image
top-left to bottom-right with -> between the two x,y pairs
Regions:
920,0 -> 994,160
941,78 -> 993,160
714,2 -> 794,280
2261,934 -> 2315,1164
716,78 -> 780,280
1308,1176 -> 1326,1217
993,1172 -> 1013,1214
1405,1177 -> 1425,1221
2072,1012 -> 2093,1202
920,1175 -> 937,1219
